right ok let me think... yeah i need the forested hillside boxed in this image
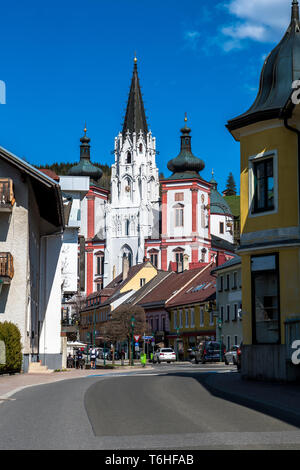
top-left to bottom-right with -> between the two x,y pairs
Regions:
35,162 -> 111,190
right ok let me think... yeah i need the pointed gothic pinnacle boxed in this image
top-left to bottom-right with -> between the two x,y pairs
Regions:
292,0 -> 299,21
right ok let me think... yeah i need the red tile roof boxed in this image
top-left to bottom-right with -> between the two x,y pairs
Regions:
38,168 -> 60,182
139,264 -> 214,307
166,264 -> 217,308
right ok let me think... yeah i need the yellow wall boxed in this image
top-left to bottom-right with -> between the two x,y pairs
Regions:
240,126 -> 299,235
120,263 -> 157,293
170,304 -> 216,333
239,124 -> 300,346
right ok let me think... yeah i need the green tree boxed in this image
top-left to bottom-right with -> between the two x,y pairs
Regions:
225,172 -> 237,196
0,321 -> 22,374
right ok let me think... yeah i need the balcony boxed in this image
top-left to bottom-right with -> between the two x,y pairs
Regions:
0,252 -> 14,282
0,178 -> 15,212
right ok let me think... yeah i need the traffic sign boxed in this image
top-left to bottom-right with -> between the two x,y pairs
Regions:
143,335 -> 153,340
134,335 -> 141,342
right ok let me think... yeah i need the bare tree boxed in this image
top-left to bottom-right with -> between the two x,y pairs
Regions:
102,304 -> 148,364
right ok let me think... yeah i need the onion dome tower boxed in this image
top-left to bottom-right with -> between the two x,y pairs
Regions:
227,0 -> 300,132
68,125 -> 103,183
167,115 -> 205,179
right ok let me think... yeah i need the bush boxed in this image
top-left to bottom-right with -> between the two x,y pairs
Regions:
0,321 -> 22,374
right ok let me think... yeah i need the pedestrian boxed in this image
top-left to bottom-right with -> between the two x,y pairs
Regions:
76,348 -> 84,369
67,353 -> 74,368
121,349 -> 125,365
90,347 -> 97,369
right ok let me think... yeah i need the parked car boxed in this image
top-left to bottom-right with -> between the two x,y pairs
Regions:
97,348 -> 111,360
224,345 -> 239,365
194,341 -> 226,364
153,348 -> 176,364
236,343 -> 242,371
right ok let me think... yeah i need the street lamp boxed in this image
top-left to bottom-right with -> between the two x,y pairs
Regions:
218,316 -> 223,362
176,327 -> 180,361
131,315 -> 135,366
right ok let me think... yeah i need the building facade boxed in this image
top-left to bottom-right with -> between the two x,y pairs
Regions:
0,147 -> 66,372
211,257 -> 242,351
227,0 -> 300,381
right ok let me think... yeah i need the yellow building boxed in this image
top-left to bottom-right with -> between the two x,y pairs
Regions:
166,267 -> 217,360
227,1 -> 300,381
80,259 -> 158,345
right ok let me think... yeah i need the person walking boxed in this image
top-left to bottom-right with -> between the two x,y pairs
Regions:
76,348 -> 84,369
90,347 -> 97,369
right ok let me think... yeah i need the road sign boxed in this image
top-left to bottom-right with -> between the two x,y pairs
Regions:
134,335 -> 141,342
143,335 -> 153,340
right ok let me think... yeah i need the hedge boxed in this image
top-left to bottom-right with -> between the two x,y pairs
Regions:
0,321 -> 22,374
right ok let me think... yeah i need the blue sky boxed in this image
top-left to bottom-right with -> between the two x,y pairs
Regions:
0,0 -> 293,193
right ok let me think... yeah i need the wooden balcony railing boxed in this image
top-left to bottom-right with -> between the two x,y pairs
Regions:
0,178 -> 15,211
0,253 -> 14,280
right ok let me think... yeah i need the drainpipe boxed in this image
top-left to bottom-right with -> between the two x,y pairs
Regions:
284,117 -> 300,226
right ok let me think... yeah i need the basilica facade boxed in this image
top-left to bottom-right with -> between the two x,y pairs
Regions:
60,59 -> 235,297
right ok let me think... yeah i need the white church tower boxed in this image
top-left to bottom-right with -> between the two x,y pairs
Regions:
104,57 -> 160,285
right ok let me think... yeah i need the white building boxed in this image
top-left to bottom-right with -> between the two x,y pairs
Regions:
0,147 -> 67,372
103,58 -> 160,286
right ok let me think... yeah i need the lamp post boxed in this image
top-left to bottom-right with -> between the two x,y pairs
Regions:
218,317 -> 223,362
176,327 -> 180,361
130,315 -> 135,366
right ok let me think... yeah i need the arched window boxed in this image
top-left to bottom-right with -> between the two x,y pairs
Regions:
201,248 -> 207,263
124,177 -> 132,198
139,143 -> 143,153
121,245 -> 133,268
174,203 -> 184,227
126,151 -> 131,164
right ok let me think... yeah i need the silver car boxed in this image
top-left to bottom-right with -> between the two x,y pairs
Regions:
224,345 -> 239,365
153,348 -> 176,364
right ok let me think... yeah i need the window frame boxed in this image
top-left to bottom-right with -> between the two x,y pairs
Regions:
251,253 -> 281,345
249,150 -> 278,217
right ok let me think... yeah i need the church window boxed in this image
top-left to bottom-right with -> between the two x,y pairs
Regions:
150,253 -> 158,267
126,152 -> 132,164
139,143 -> 143,153
174,204 -> 184,227
96,252 -> 104,276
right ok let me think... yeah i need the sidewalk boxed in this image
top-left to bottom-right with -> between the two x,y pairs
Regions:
0,364 -> 153,401
203,371 -> 300,426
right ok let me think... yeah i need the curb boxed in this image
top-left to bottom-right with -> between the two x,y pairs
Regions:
203,374 -> 300,427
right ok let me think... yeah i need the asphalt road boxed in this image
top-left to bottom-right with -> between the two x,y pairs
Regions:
0,363 -> 300,450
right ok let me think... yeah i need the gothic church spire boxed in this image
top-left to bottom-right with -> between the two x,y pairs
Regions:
122,56 -> 148,139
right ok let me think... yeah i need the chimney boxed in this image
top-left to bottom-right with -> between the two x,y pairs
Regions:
122,255 -> 130,281
216,251 -> 226,267
183,254 -> 189,271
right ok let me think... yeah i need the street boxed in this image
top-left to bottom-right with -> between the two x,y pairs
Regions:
0,363 -> 300,450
